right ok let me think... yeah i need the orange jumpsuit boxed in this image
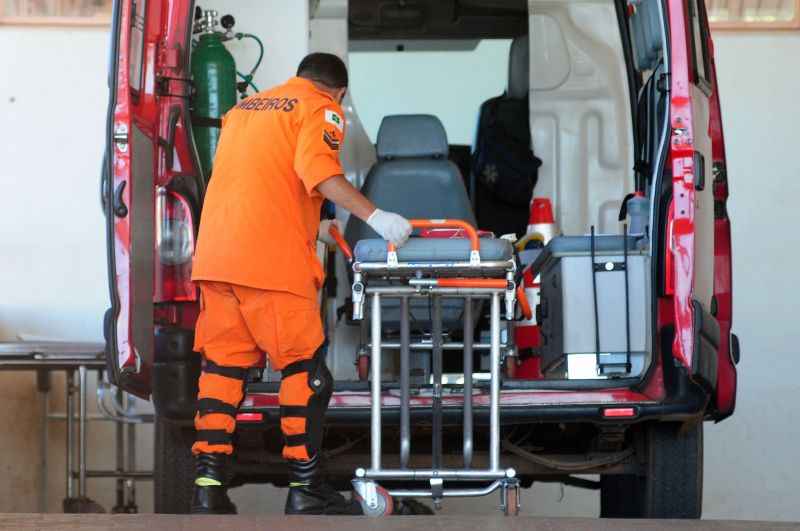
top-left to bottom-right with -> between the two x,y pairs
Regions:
190,77 -> 347,461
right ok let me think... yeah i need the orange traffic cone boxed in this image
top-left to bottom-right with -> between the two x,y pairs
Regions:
514,197 -> 556,379
516,197 -> 556,251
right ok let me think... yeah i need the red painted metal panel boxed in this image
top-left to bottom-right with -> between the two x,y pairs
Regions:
707,29 -> 737,417
110,0 -> 140,382
108,0 -> 199,395
668,0 -> 697,371
666,0 -> 737,416
713,214 -> 736,414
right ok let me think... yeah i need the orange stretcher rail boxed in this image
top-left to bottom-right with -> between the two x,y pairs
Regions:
387,219 -> 480,253
328,224 -> 353,263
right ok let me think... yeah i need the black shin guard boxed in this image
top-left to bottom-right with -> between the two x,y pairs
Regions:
281,345 -> 333,455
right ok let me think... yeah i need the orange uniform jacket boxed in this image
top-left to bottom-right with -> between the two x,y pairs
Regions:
192,77 -> 347,300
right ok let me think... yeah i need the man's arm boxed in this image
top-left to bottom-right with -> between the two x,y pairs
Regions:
316,174 -> 375,221
294,103 -> 411,245
316,174 -> 413,247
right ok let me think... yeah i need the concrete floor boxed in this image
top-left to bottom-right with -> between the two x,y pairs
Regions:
2,515 -> 799,531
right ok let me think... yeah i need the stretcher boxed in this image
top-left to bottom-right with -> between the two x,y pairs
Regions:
329,220 -> 530,516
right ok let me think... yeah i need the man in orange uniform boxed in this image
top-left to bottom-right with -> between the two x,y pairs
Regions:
189,53 -> 412,515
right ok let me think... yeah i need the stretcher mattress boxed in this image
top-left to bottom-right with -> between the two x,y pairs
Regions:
354,237 -> 513,263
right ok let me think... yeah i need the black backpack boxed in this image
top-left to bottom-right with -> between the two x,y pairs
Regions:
472,95 -> 542,236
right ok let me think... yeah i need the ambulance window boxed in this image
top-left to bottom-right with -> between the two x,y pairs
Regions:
688,0 -> 711,92
129,0 -> 147,93
349,39 -> 512,146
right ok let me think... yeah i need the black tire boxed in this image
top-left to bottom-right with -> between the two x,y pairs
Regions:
600,474 -> 644,518
600,421 -> 703,519
154,416 -> 196,514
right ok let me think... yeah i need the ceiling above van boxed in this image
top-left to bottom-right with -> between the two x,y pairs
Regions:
349,0 -> 528,40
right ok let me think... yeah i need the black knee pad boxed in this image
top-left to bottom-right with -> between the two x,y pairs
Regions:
282,345 -> 333,455
307,347 -> 333,402
281,344 -> 332,397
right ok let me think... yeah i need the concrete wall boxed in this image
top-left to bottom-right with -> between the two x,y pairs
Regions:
202,0 -> 309,92
0,0 -> 309,514
0,6 -> 799,521
0,26 -> 111,513
700,31 -> 800,520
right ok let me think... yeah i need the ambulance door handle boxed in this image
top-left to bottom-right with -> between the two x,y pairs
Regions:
693,151 -> 706,191
113,181 -> 128,218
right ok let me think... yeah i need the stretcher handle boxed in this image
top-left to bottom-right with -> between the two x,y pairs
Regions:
516,285 -> 533,321
328,223 -> 353,263
387,219 -> 481,253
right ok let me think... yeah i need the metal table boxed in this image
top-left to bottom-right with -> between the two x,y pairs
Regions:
0,341 -> 152,513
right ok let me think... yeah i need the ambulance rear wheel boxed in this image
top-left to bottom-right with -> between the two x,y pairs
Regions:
153,416 -> 195,514
600,421 -> 703,518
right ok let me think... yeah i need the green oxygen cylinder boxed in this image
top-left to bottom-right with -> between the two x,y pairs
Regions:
191,13 -> 237,179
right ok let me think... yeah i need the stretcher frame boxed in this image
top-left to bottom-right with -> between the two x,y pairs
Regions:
331,220 -> 529,516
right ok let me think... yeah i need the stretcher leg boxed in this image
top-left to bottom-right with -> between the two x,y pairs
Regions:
431,296 -> 443,473
490,293 -> 501,472
370,293 -> 382,471
399,296 -> 411,469
463,297 -> 473,469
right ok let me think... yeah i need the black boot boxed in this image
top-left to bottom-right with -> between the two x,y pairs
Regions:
285,453 -> 362,515
191,453 -> 237,515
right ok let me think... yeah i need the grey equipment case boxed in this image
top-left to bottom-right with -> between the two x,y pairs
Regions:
530,231 -> 651,379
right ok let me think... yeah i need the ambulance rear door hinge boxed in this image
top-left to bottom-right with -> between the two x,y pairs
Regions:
113,123 -> 129,153
156,76 -> 194,99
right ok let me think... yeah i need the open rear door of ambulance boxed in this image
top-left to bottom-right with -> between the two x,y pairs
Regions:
104,0 -> 201,399
705,10 -> 737,420
667,0 -> 732,399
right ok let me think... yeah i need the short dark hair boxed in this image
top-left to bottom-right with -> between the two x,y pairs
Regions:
297,53 -> 348,89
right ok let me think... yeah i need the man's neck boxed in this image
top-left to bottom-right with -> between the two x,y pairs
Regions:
304,78 -> 339,101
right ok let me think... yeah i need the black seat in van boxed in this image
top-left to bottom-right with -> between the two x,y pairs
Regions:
472,35 -> 536,238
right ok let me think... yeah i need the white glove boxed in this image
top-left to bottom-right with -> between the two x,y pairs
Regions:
366,209 -> 413,247
318,219 -> 342,247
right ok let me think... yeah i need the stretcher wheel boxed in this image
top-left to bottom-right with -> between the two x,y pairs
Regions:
357,354 -> 370,381
503,485 -> 520,516
354,482 -> 393,517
